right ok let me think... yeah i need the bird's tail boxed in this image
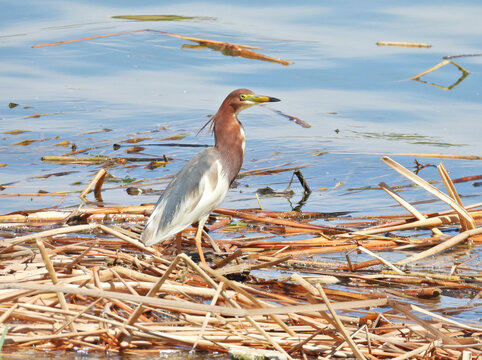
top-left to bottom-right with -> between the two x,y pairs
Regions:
140,219 -> 158,247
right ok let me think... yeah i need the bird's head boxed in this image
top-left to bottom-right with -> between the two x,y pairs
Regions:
226,88 -> 280,114
197,88 -> 281,135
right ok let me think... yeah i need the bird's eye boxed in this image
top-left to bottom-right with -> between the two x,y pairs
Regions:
240,94 -> 247,101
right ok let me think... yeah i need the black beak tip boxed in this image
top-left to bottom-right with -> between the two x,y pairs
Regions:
269,97 -> 281,102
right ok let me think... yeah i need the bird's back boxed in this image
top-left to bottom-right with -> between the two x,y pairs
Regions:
140,147 -> 229,247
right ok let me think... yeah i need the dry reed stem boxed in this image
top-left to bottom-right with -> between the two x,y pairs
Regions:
98,224 -> 157,254
0,282 -> 245,316
160,31 -> 260,49
35,239 -> 77,334
315,284 -> 367,360
379,181 -> 443,236
382,156 -> 475,227
6,329 -> 108,344
192,282 -> 224,350
199,263 -> 297,337
437,163 -> 475,231
116,255 -> 182,342
391,341 -> 441,360
79,168 -> 107,201
390,301 -> 460,346
356,246 -> 405,275
409,304 -> 482,332
214,208 -> 343,234
290,274 -> 340,330
2,224 -> 98,248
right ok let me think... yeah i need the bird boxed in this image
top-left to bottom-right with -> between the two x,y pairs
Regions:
140,89 -> 280,263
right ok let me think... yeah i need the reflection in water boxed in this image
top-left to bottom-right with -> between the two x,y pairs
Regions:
411,59 -> 470,90
182,42 -> 293,66
285,169 -> 312,212
414,70 -> 469,90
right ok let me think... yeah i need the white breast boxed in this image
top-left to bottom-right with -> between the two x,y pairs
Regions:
239,126 -> 246,155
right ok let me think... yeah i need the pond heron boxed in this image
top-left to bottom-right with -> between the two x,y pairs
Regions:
141,89 -> 280,263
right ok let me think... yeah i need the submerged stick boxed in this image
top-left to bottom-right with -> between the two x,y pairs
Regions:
354,214 -> 460,235
214,208 -> 342,234
3,224 -> 99,249
396,227 -> 482,265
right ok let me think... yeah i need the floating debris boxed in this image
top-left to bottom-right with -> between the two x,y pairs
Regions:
377,41 -> 431,48
0,159 -> 480,359
112,15 -> 211,22
32,29 -> 293,66
1,129 -> 29,135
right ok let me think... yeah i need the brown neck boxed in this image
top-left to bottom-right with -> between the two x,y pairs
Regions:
213,105 -> 245,184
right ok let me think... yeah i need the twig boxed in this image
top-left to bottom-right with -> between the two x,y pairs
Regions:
391,340 -> 441,360
192,282 -> 224,350
35,239 -> 77,333
390,301 -> 459,346
315,284 -> 367,360
116,255 -> 182,342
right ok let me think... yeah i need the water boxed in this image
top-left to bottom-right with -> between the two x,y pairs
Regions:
0,0 -> 481,357
1,1 -> 481,215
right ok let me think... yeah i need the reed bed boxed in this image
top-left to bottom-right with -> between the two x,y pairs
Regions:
0,157 -> 480,359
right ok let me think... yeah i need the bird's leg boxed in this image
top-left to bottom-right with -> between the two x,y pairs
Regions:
175,232 -> 182,254
195,215 -> 209,264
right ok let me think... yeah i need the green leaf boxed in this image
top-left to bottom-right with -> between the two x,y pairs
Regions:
0,324 -> 9,351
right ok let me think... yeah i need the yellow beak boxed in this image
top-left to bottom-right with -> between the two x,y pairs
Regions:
245,94 -> 281,103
